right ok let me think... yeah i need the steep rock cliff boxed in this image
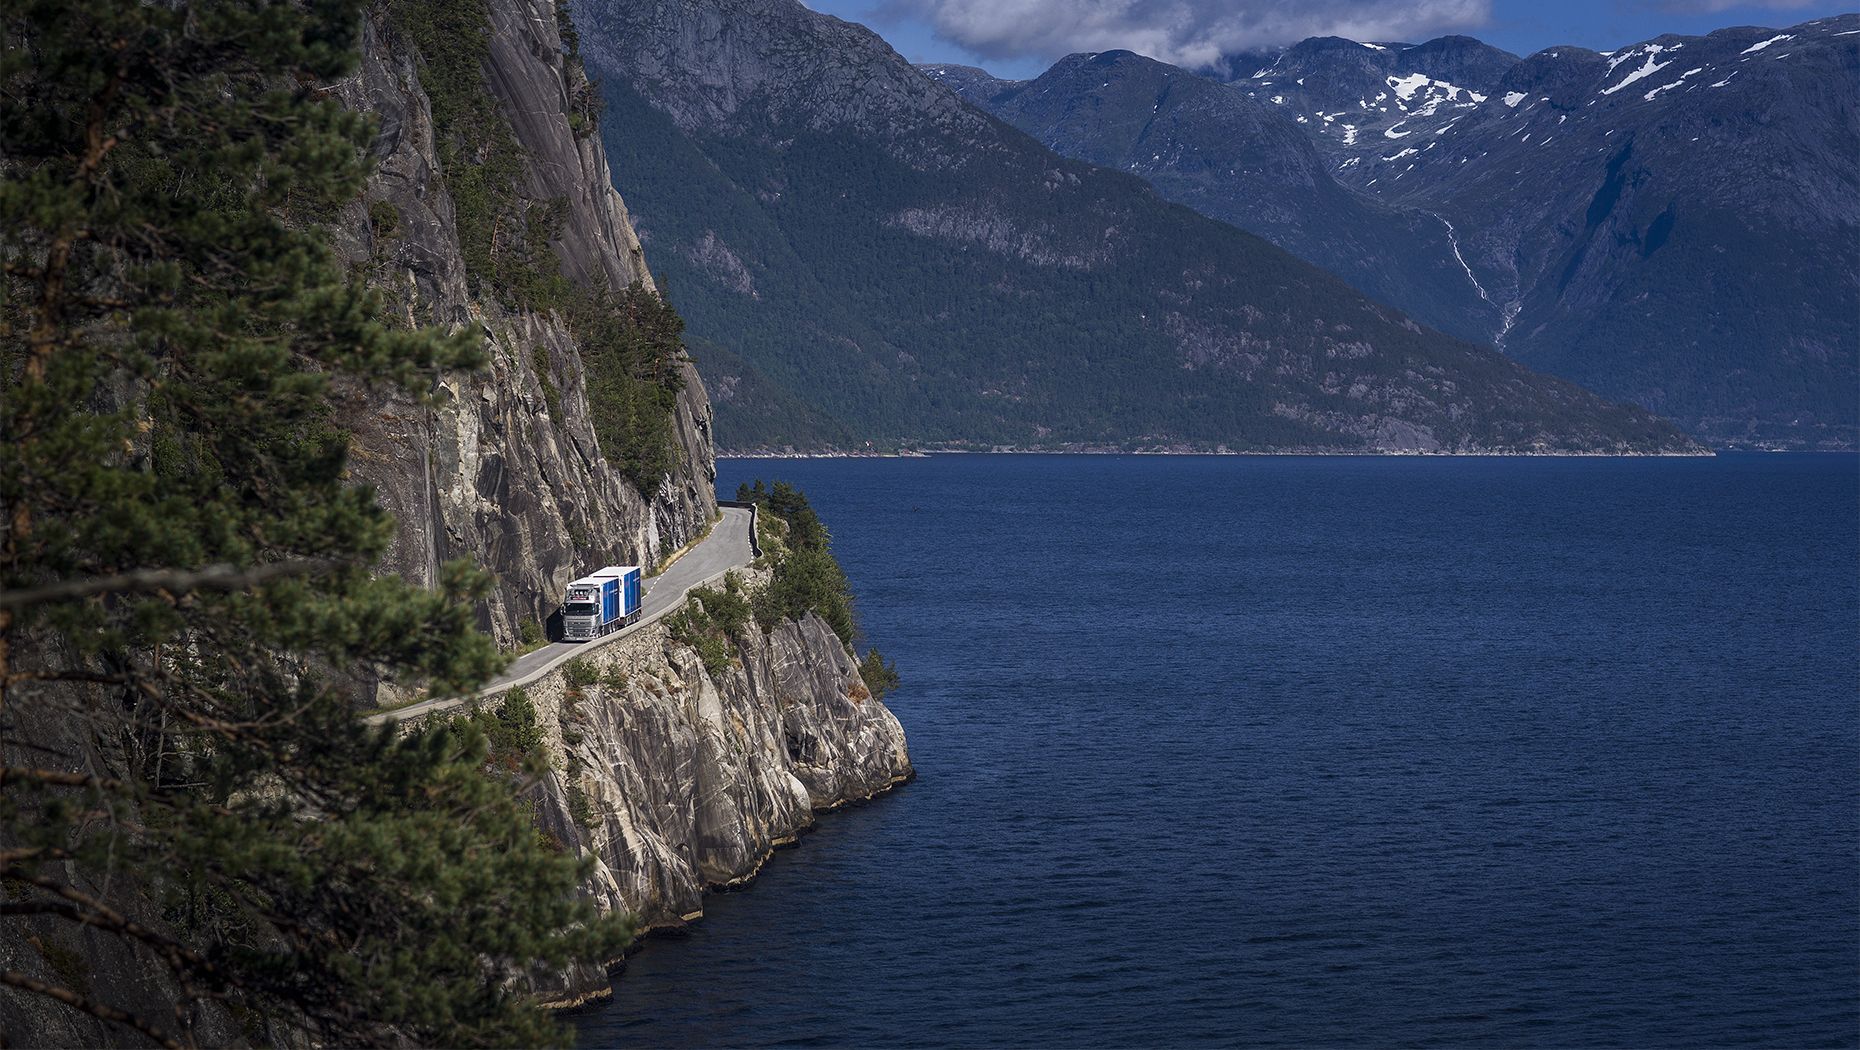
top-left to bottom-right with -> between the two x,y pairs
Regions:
472,606 -> 912,1006
331,0 -> 913,1008
333,0 -> 719,648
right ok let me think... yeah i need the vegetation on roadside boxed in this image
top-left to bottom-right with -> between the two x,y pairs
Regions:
563,658 -> 600,689
513,616 -> 549,654
729,482 -> 901,696
557,661 -> 599,831
738,481 -> 856,643
464,688 -> 548,771
652,484 -> 899,694
667,572 -> 752,677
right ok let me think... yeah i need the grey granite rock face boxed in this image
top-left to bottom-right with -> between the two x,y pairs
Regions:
331,0 -> 718,649
497,610 -> 913,1006
327,4 -> 914,1002
574,0 -> 981,145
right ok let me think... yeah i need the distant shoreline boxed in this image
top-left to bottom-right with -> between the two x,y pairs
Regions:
718,447 -> 1753,459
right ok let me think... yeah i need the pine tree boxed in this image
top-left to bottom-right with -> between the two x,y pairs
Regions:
0,0 -> 623,1044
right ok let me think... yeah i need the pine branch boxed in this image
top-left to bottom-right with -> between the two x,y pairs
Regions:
0,970 -> 186,1050
0,559 -> 346,610
1,873 -> 219,980
0,768 -> 233,819
0,766 -> 129,792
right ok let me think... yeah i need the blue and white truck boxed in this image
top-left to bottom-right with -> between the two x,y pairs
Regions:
562,565 -> 643,641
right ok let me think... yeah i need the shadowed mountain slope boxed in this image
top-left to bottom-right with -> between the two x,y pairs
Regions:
1014,18 -> 1860,447
571,0 -> 1699,454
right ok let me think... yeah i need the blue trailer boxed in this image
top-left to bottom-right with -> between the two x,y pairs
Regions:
562,565 -> 643,641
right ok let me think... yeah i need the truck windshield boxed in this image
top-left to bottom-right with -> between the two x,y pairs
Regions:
564,602 -> 598,616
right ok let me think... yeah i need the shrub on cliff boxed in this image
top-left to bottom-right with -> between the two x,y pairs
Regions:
761,545 -> 858,643
562,657 -> 601,688
738,484 -> 900,702
859,648 -> 902,701
574,280 -> 690,496
0,0 -> 621,1044
668,583 -> 755,676
468,688 -> 548,769
735,481 -> 857,644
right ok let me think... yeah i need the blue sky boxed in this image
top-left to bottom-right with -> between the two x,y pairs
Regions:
806,0 -> 1855,78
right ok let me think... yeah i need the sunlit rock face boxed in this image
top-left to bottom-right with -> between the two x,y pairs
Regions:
333,0 -> 718,651
497,609 -> 914,1006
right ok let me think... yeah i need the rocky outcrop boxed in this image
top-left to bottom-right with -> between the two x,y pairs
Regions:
332,0 -> 718,649
469,607 -> 912,1006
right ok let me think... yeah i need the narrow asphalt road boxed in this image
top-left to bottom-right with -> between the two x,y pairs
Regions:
370,506 -> 753,724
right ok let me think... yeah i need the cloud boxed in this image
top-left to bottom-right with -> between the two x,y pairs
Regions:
876,0 -> 1495,68
1654,0 -> 1813,11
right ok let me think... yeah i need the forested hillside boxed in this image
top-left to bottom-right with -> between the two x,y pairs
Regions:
574,0 -> 1699,455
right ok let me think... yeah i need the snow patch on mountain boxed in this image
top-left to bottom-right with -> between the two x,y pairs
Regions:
1602,48 -> 1673,94
1645,68 -> 1705,100
1742,34 -> 1793,54
1389,73 -> 1431,100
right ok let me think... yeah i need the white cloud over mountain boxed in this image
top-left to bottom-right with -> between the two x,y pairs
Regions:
1657,0 -> 1814,11
876,0 -> 1494,67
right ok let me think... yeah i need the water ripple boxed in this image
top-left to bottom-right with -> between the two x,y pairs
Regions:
577,454 -> 1860,1049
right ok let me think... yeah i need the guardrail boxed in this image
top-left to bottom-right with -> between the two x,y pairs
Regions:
718,499 -> 762,558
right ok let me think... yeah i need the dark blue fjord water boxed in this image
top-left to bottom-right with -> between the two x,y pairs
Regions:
579,454 -> 1860,1049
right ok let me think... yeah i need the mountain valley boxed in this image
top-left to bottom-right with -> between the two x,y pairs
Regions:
937,16 -> 1859,447
573,0 -> 1700,455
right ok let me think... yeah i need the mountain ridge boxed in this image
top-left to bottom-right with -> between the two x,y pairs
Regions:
573,0 -> 1700,455
923,49 -> 1501,346
944,15 -> 1859,448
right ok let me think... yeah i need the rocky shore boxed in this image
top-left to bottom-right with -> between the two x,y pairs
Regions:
451,603 -> 914,1007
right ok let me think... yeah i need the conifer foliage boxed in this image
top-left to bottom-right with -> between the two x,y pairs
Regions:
0,0 -> 621,1044
736,481 -> 863,648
